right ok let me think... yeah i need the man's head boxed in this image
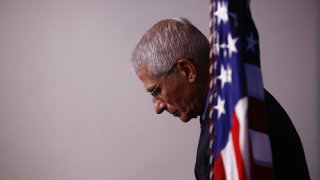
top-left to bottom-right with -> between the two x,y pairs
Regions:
131,17 -> 210,122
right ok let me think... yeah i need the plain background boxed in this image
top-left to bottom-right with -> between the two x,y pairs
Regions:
0,0 -> 318,179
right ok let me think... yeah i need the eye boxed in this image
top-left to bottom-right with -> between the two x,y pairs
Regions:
151,88 -> 161,97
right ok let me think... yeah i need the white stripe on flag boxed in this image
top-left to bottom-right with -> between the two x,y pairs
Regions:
235,97 -> 251,179
221,133 -> 239,180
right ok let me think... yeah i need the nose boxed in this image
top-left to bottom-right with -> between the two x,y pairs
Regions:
152,97 -> 166,114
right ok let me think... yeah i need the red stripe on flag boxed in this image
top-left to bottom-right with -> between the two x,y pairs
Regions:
232,113 -> 248,180
214,154 -> 226,180
248,97 -> 268,133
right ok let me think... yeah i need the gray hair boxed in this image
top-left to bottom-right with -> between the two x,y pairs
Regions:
131,17 -> 209,77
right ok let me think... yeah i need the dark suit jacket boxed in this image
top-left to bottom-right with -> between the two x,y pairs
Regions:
194,90 -> 310,180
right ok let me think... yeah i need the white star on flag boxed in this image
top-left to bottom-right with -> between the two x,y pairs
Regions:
215,33 -> 220,55
227,33 -> 238,58
218,64 -> 232,89
214,95 -> 226,119
220,42 -> 228,58
215,1 -> 229,25
246,32 -> 258,53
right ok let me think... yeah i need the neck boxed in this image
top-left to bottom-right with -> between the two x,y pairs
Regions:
198,69 -> 210,117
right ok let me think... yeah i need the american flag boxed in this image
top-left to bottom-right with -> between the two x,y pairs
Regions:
208,0 -> 275,179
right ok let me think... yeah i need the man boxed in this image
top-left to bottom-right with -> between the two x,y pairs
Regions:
131,18 -> 309,179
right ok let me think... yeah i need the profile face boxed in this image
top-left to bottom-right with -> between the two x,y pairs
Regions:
136,62 -> 202,122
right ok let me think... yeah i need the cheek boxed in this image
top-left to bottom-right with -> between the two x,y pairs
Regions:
172,91 -> 193,112
165,78 -> 192,110
175,89 -> 198,114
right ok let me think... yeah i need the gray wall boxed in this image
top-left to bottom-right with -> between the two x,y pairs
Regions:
0,0 -> 318,179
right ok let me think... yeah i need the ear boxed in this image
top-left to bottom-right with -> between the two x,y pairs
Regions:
177,58 -> 197,83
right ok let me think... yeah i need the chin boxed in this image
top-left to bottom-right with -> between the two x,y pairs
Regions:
179,116 -> 192,123
179,111 -> 199,123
